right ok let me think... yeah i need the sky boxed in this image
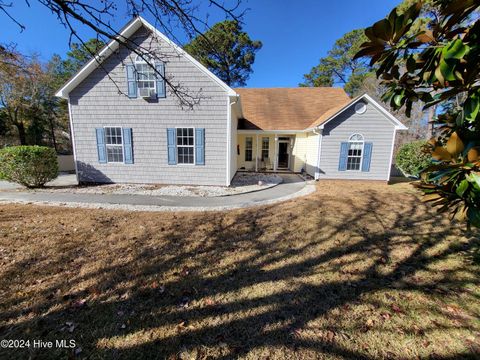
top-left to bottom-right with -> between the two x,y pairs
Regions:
0,0 -> 401,88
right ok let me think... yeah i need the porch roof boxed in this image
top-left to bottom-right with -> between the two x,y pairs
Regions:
234,87 -> 350,131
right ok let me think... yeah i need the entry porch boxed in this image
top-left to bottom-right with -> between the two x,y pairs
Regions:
236,131 -> 319,176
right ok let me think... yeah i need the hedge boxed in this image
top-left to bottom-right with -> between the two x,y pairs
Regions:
395,140 -> 432,178
0,146 -> 58,188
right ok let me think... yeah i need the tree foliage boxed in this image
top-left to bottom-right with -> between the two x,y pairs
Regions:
0,145 -> 58,187
355,0 -> 480,228
0,0 -> 245,108
300,29 -> 372,96
64,38 -> 106,75
395,140 -> 432,177
184,20 -> 262,87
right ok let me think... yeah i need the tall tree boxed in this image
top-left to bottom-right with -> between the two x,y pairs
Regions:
64,39 -> 106,75
300,29 -> 372,96
0,1 -> 245,108
355,0 -> 480,228
184,20 -> 262,87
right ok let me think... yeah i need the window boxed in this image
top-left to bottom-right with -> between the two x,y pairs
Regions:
177,128 -> 194,164
135,55 -> 156,93
105,127 -> 123,163
261,137 -> 269,160
245,137 -> 253,161
355,102 -> 367,114
347,134 -> 364,171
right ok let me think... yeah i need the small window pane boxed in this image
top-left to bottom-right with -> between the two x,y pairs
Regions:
245,137 -> 253,162
176,128 -> 195,164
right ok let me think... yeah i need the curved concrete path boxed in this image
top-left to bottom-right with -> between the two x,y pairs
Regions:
0,174 -> 315,212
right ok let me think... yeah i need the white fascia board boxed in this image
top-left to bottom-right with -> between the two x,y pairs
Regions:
312,93 -> 408,131
55,17 -> 143,99
138,17 -> 237,97
56,16 -> 237,99
237,129 -> 306,134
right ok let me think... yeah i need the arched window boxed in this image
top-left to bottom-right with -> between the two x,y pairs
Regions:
347,133 -> 364,170
135,55 -> 156,94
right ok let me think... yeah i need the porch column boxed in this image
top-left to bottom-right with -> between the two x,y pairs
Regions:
255,133 -> 259,172
273,134 -> 278,172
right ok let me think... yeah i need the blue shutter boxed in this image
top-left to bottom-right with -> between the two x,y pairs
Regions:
338,142 -> 349,171
126,65 -> 137,98
195,128 -> 205,165
95,128 -> 107,164
362,142 -> 373,172
156,62 -> 166,98
167,128 -> 176,165
122,128 -> 133,164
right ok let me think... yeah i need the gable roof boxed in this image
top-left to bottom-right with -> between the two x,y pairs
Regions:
307,93 -> 408,130
235,88 -> 407,131
55,16 -> 237,99
234,87 -> 351,130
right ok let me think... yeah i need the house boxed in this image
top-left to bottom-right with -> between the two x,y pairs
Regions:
56,16 -> 407,186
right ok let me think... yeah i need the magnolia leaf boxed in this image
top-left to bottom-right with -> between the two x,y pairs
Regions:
422,193 -> 443,202
417,30 -> 434,43
434,66 -> 445,86
439,59 -> 457,82
467,147 -> 480,162
464,95 -> 480,122
432,146 -> 452,161
467,172 -> 480,188
446,132 -> 464,157
456,179 -> 469,197
467,207 -> 480,228
443,39 -> 468,59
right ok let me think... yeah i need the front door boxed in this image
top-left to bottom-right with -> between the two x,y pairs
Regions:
278,142 -> 289,169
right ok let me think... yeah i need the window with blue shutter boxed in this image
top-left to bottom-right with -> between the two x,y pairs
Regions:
95,128 -> 107,163
156,61 -> 166,98
122,128 -> 133,164
167,128 -> 176,165
195,128 -> 205,165
362,142 -> 373,172
126,65 -> 137,98
338,142 -> 348,171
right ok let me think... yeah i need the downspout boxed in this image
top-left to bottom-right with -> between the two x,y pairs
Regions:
313,126 -> 323,180
67,97 -> 80,184
226,95 -> 239,186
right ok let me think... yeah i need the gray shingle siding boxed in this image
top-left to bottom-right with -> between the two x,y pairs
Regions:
318,101 -> 396,181
69,27 -> 229,186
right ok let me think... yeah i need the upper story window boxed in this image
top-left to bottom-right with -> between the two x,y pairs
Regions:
135,55 -> 156,95
347,133 -> 364,171
105,127 -> 124,163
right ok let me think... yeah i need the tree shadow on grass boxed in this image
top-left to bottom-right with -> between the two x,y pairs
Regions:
0,183 -> 479,359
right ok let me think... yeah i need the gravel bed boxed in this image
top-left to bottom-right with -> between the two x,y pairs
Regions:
32,172 -> 282,197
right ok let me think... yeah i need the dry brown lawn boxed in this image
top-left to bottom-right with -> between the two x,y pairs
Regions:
0,180 -> 479,359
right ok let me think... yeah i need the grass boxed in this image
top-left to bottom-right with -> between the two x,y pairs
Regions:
0,180 -> 479,359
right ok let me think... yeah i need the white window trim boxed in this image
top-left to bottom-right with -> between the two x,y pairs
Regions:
261,137 -> 269,160
175,126 -> 195,166
135,55 -> 157,94
346,133 -> 364,172
245,136 -> 253,162
104,126 -> 124,164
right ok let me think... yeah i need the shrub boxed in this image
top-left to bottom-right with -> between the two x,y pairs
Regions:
395,140 -> 432,178
0,146 -> 58,188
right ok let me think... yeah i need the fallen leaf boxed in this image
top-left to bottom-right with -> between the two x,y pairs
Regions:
391,304 -> 403,313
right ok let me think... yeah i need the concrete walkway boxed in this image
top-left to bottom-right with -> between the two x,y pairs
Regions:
0,174 -> 315,212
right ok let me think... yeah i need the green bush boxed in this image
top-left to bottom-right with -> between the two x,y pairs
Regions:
395,140 -> 432,178
0,146 -> 58,188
